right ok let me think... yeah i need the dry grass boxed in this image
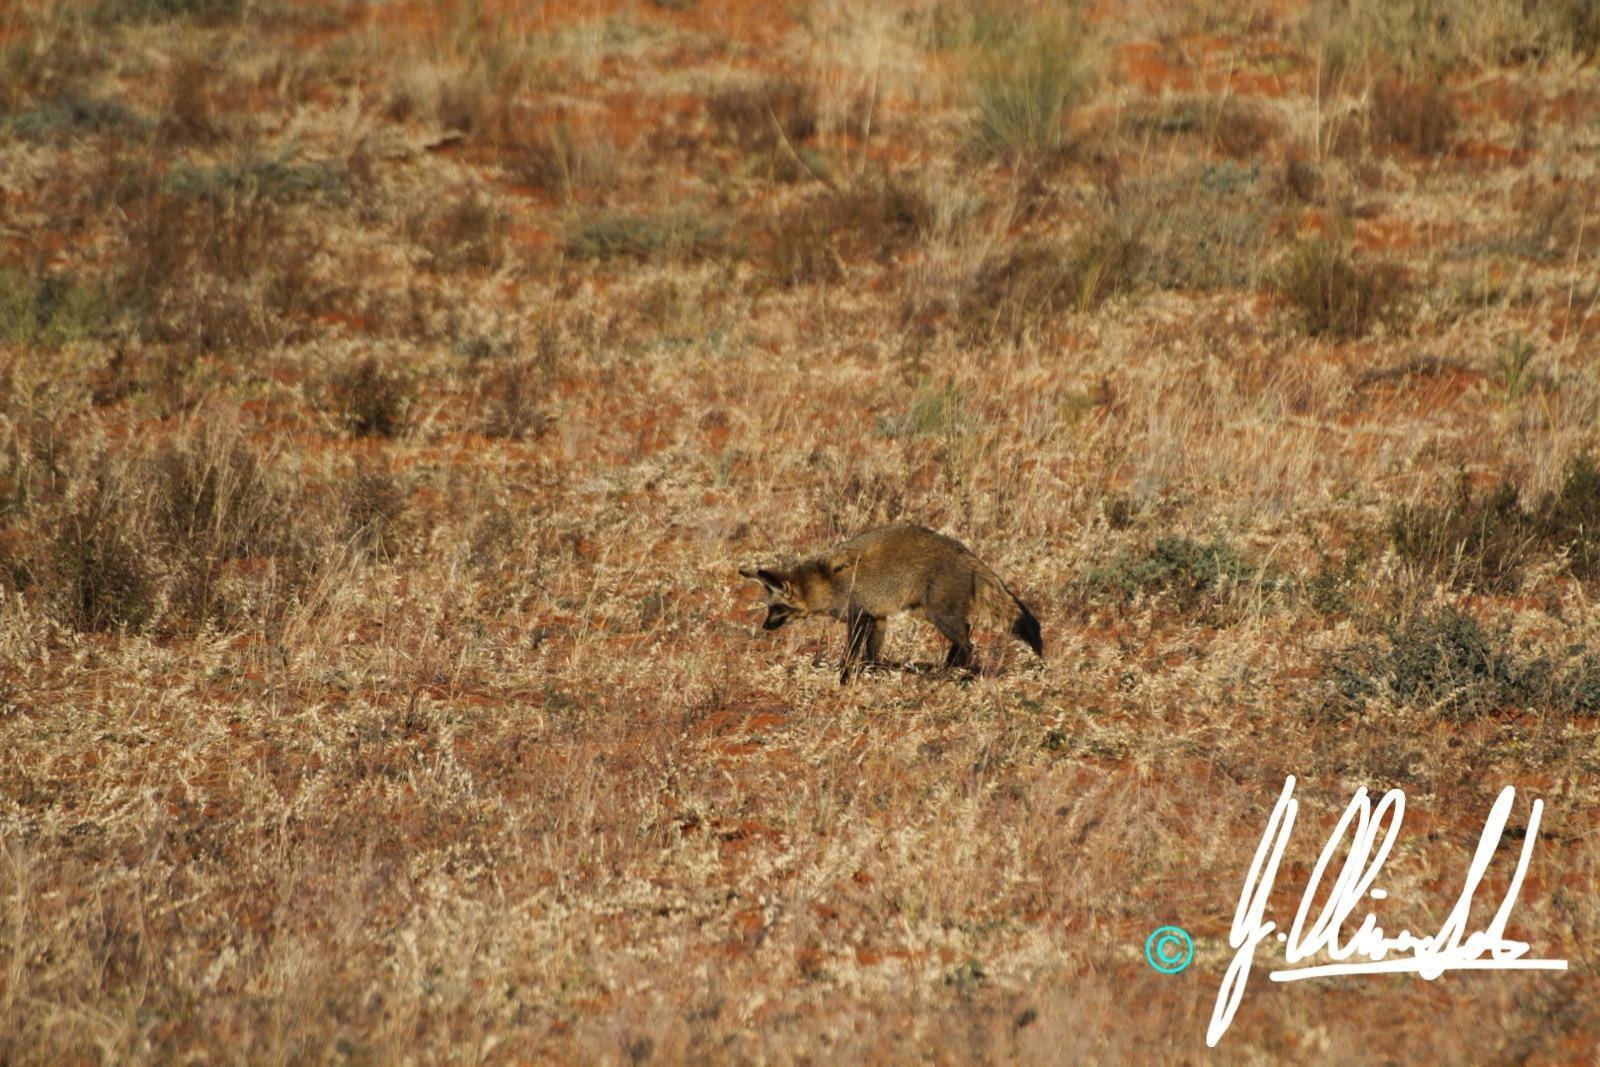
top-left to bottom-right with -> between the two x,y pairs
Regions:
3,0 -> 1600,1063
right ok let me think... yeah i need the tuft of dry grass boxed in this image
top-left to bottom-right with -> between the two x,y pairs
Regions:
967,14 -> 1095,161
4,1 -> 1600,1062
330,356 -> 411,438
1274,231 -> 1408,338
962,215 -> 1143,341
764,174 -> 934,286
1368,76 -> 1459,156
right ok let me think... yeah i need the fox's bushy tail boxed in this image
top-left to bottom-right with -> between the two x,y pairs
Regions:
973,564 -> 1043,657
1011,602 -> 1043,656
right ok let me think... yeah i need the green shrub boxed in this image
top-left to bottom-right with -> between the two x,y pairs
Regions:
1389,456 -> 1600,590
1322,607 -> 1600,721
1086,536 -> 1277,609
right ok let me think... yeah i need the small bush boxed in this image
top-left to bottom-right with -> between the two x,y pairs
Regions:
94,0 -> 242,23
148,426 -> 289,626
876,381 -> 970,444
1512,179 -> 1597,263
167,155 -> 349,207
1275,234 -> 1406,338
344,461 -> 407,557
413,189 -> 508,272
478,360 -> 551,441
962,217 -> 1142,341
1534,453 -> 1600,580
1390,456 -> 1600,590
1390,475 -> 1536,593
0,270 -> 110,348
9,96 -> 145,142
50,471 -> 156,633
707,76 -> 818,180
1281,157 -> 1323,204
1125,97 -> 1284,159
969,18 -> 1092,161
117,172 -> 332,350
564,209 -> 721,262
509,120 -> 615,201
159,55 -> 222,145
331,357 -> 410,438
1086,536 -> 1277,609
1322,608 -> 1600,722
1304,0 -> 1591,77
1130,162 -> 1271,291
764,176 -> 934,286
1369,77 -> 1458,156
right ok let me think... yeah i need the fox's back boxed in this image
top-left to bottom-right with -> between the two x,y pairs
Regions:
822,524 -> 979,612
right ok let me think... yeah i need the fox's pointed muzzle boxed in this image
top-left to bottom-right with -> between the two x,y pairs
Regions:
762,604 -> 796,630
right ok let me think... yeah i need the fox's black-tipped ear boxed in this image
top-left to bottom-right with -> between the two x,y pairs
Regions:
740,566 -> 789,595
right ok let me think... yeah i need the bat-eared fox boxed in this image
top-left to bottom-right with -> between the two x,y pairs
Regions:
740,524 -> 1043,684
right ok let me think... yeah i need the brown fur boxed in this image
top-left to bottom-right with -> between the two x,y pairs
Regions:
740,524 -> 1043,684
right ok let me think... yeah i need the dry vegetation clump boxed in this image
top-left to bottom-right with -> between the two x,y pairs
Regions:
46,461 -> 158,632
1322,606 -> 1600,722
330,356 -> 411,438
1124,96 -> 1286,160
114,158 -> 338,350
764,175 -> 935,285
1303,0 -> 1598,76
507,119 -> 617,201
1274,231 -> 1408,337
1390,456 -> 1600,590
5,0 -> 1600,1062
707,75 -> 821,181
564,206 -> 723,262
411,187 -> 510,273
1128,162 -> 1274,291
476,358 -> 552,441
341,458 -> 408,558
962,216 -> 1143,341
0,269 -> 110,349
1367,76 -> 1459,156
1084,535 -> 1284,612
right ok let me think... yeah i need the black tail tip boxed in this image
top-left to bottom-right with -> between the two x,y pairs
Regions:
1012,607 -> 1043,657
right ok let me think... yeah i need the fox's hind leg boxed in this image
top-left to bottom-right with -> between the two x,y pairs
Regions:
840,609 -> 878,685
931,615 -> 976,671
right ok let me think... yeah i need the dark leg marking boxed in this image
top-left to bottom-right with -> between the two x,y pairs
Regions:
840,610 -> 877,685
931,615 -> 975,671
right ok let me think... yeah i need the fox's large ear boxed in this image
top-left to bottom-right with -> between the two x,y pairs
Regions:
739,566 -> 787,593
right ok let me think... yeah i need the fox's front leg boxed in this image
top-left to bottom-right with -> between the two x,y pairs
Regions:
840,609 -> 877,685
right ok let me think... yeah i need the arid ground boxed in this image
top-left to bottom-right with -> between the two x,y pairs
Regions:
2,0 -> 1598,1062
